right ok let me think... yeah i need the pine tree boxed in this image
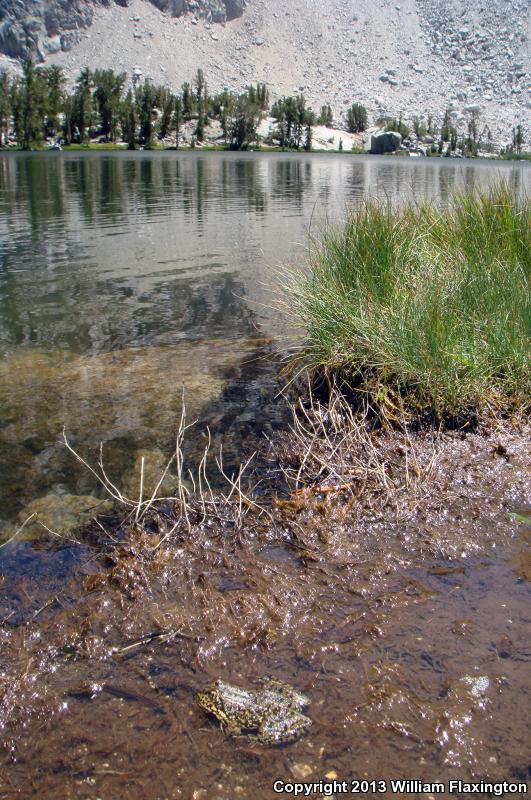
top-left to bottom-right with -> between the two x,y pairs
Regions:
441,108 -> 452,142
11,80 -> 24,146
195,69 -> 206,104
318,104 -> 333,127
182,82 -> 193,120
221,104 -> 228,143
62,94 -> 74,144
158,87 -> 175,140
347,103 -> 368,133
21,60 -> 40,149
195,103 -> 205,141
304,120 -> 312,152
138,80 -> 154,147
512,124 -> 525,154
93,69 -> 126,141
173,95 -> 183,149
75,67 -> 93,144
465,108 -> 480,156
229,93 -> 260,150
121,90 -> 137,149
42,65 -> 65,138
0,71 -> 11,145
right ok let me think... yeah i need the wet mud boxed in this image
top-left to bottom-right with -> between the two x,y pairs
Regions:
1,409 -> 530,800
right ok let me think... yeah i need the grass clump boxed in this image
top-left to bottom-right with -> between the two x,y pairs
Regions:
284,183 -> 530,418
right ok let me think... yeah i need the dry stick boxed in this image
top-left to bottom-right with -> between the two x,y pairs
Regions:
215,449 -> 273,521
0,513 -> 36,550
150,519 -> 181,553
95,518 -> 120,544
98,442 -> 131,505
62,430 -> 135,508
36,520 -> 81,545
174,394 -> 196,532
197,428 -> 213,524
113,628 -> 188,655
135,456 -> 145,522
137,449 -> 177,520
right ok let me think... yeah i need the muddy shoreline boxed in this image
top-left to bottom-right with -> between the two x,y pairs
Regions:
1,384 -> 530,799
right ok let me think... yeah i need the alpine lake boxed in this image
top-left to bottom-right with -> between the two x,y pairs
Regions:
0,151 -> 530,799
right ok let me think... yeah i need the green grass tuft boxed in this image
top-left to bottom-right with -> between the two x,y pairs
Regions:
283,182 -> 530,418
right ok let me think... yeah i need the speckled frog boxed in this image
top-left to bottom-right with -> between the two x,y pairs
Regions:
196,678 -> 312,744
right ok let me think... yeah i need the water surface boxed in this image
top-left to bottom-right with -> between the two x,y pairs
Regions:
0,152 -> 530,799
0,151 -> 529,537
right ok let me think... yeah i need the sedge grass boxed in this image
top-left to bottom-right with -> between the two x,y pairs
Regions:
283,182 -> 530,418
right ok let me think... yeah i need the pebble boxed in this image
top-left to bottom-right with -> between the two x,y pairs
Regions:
291,763 -> 314,780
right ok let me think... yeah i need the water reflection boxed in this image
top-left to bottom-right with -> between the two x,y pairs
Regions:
0,152 -> 529,535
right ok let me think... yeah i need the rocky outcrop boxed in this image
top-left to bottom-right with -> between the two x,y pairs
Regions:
224,0 -> 245,20
370,131 -> 402,155
0,0 -> 246,61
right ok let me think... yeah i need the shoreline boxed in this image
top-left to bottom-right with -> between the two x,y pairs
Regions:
1,381 -> 530,796
2,143 -> 530,161
0,166 -> 529,797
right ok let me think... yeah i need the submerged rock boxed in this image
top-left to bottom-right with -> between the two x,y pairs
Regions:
0,337 -> 262,535
122,448 -> 178,501
12,493 -> 113,541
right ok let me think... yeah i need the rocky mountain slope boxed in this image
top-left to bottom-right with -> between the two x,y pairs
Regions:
0,0 -> 529,145
0,0 -> 246,61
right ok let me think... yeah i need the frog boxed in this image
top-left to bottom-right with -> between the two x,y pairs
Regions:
196,678 -> 312,745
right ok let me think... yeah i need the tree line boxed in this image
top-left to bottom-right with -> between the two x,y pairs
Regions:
0,61 -> 371,151
0,62 -> 272,150
0,61 -> 526,155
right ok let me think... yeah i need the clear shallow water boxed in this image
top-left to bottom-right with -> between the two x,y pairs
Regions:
0,151 -> 529,538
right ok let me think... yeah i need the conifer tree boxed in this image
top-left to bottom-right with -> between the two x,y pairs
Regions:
0,71 -> 11,145
173,95 -> 183,148
11,79 -> 24,146
347,103 -> 368,133
195,103 -> 205,141
512,123 -> 524,154
318,104 -> 333,127
42,65 -> 65,137
137,80 -> 155,147
21,60 -> 40,149
93,69 -> 126,141
182,82 -> 193,120
158,87 -> 175,140
304,120 -> 312,152
121,90 -> 137,149
195,69 -> 206,104
75,67 -> 93,144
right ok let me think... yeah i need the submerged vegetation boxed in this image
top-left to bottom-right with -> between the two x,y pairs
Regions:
283,183 -> 530,419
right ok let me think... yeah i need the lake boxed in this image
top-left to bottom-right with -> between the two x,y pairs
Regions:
1,151 -> 530,800
0,151 -> 529,539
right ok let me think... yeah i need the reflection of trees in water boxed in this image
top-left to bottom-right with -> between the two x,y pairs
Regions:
345,161 -> 367,203
271,158 -> 314,211
11,156 -> 66,228
65,157 -> 96,222
177,155 -> 267,222
0,154 -> 281,354
231,157 -> 267,215
99,158 -> 125,220
0,154 -> 528,356
438,166 -> 459,202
